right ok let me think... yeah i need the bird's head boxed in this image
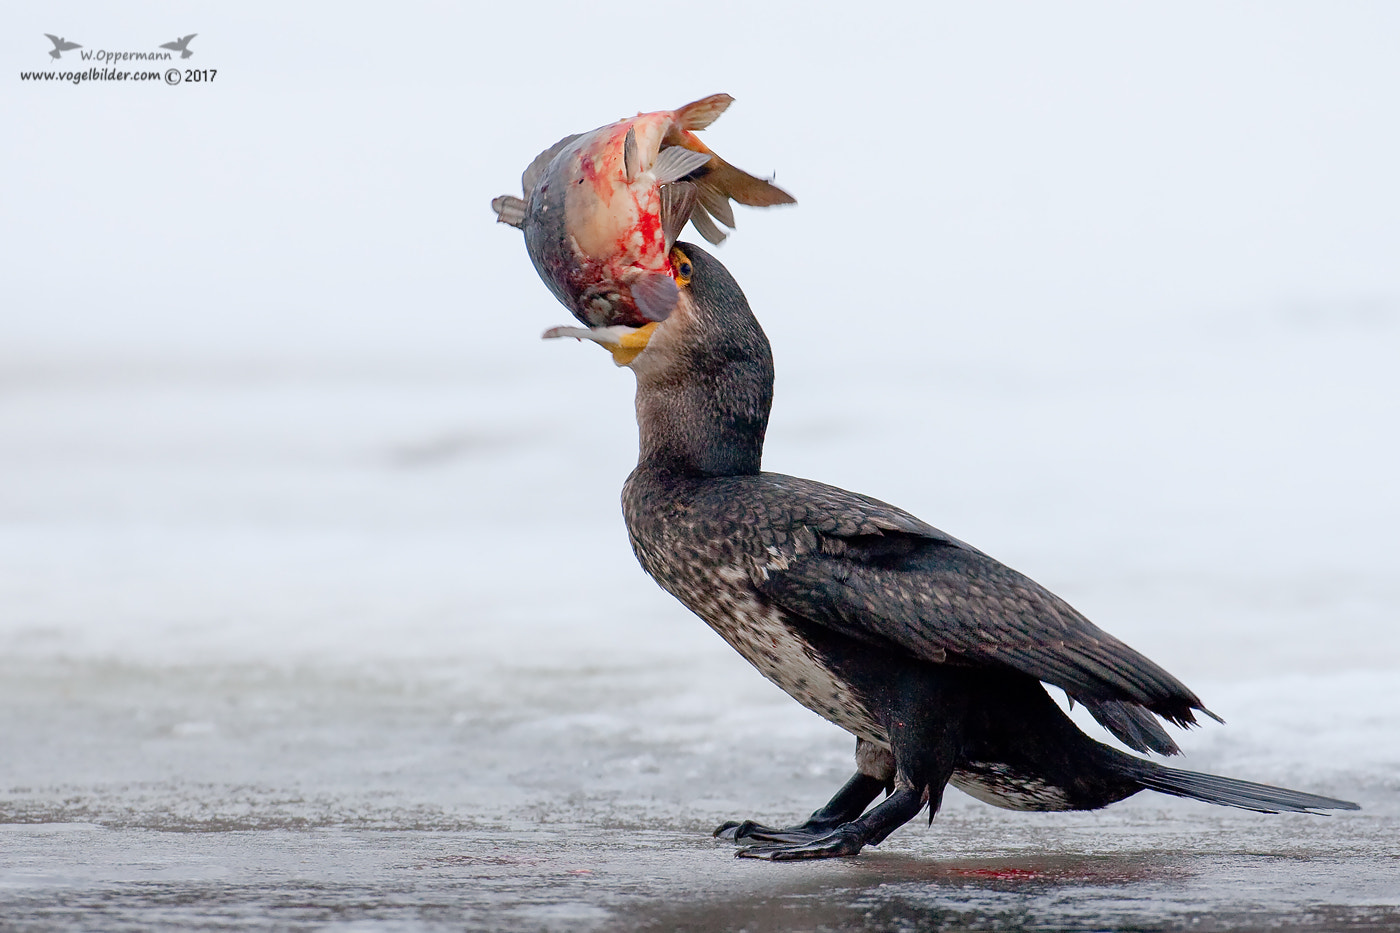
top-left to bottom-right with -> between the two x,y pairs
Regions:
543,242 -> 773,475
543,244 -> 762,371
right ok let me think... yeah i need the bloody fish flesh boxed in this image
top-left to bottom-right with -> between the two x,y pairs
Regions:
492,93 -> 794,327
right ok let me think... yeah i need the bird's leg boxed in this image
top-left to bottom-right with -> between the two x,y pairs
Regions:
714,771 -> 887,845
735,783 -> 927,861
728,670 -> 967,860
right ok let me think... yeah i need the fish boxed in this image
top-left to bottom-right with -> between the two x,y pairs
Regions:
491,93 -> 795,328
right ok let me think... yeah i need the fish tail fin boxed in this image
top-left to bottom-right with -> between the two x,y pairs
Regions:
699,153 -> 797,207
659,114 -> 795,244
686,200 -> 727,245
675,93 -> 734,131
682,156 -> 795,244
1120,759 -> 1360,814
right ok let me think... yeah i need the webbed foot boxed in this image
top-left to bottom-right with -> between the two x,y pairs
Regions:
723,785 -> 926,862
713,819 -> 832,845
713,772 -> 887,847
736,826 -> 866,860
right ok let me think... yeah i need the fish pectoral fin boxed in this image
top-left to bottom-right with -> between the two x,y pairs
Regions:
491,195 -> 527,229
675,93 -> 735,131
623,126 -> 640,183
687,201 -> 728,245
631,272 -> 680,323
651,146 -> 711,185
660,182 -> 698,249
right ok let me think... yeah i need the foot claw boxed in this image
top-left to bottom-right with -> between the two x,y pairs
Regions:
713,820 -> 742,840
714,819 -> 831,845
714,819 -> 774,841
735,828 -> 865,861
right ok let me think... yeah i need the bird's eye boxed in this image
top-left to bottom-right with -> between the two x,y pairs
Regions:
671,247 -> 693,286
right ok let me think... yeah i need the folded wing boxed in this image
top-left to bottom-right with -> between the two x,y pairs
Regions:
751,475 -> 1214,754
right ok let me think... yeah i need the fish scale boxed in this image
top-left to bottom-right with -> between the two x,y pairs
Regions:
492,94 -> 794,328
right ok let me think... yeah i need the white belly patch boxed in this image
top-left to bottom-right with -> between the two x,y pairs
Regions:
678,562 -> 888,745
951,762 -> 1072,811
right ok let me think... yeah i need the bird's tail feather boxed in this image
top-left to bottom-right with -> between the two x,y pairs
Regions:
1123,760 -> 1359,813
1084,698 -> 1181,756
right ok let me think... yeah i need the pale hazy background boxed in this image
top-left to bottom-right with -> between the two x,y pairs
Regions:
2,2 -> 1398,929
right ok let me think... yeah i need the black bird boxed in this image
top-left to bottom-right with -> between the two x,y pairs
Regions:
45,34 -> 81,60
160,34 -> 197,59
544,242 -> 1359,860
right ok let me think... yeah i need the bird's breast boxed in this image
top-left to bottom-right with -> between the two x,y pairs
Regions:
634,532 -> 887,745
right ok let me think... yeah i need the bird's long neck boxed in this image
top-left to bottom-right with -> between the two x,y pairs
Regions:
634,351 -> 772,477
631,244 -> 774,478
627,239 -> 772,476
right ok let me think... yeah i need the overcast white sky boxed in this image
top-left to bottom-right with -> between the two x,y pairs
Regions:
4,1 -> 1397,365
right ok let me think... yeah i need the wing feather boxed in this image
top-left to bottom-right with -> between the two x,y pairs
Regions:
745,473 -> 1211,733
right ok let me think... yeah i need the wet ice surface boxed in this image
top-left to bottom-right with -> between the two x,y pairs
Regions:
2,656 -> 1398,933
2,308 -> 1397,931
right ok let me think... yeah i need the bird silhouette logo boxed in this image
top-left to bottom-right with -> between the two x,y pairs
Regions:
160,34 -> 197,58
44,34 -> 81,60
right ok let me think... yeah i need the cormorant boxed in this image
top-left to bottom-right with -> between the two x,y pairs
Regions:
546,242 -> 1359,860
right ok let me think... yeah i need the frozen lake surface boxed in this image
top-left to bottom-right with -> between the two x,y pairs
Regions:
2,307 -> 1397,931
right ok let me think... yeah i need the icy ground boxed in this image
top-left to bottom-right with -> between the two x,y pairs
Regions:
1,303 -> 1397,931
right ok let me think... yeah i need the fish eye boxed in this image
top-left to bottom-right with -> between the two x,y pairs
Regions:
671,247 -> 693,285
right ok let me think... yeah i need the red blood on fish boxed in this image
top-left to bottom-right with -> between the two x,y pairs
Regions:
492,94 -> 794,328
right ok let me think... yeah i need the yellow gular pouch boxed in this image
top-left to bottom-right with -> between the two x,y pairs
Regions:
609,247 -> 691,365
541,250 -> 691,365
610,322 -> 659,366
602,246 -> 693,365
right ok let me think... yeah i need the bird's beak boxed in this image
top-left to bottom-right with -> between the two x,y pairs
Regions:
542,322 -> 658,367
